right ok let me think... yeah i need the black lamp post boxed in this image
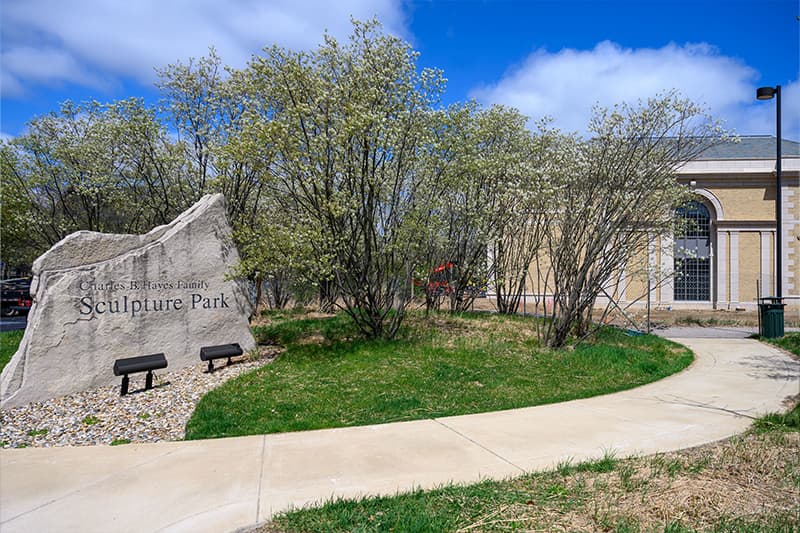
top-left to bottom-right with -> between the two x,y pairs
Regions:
756,85 -> 782,299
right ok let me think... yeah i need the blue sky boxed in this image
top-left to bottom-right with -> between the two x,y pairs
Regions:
2,0 -> 798,140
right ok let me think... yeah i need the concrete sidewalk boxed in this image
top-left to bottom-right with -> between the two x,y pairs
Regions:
654,325 -> 800,339
1,338 -> 798,533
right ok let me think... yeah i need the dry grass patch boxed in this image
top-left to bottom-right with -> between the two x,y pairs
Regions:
465,297 -> 800,329
257,405 -> 800,532
546,432 -> 799,531
404,312 -> 544,348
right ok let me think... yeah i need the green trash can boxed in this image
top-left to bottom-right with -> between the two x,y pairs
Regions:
758,297 -> 785,338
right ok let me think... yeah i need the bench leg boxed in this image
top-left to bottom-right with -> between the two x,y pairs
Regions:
207,360 -> 214,373
120,375 -> 129,396
145,370 -> 154,390
227,356 -> 232,366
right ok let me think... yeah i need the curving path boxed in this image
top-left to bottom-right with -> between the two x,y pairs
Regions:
1,337 -> 798,533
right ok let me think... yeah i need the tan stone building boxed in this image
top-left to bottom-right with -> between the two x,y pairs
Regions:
506,136 -> 800,317
655,136 -> 799,312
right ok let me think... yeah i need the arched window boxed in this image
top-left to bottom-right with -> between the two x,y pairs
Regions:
674,201 -> 711,301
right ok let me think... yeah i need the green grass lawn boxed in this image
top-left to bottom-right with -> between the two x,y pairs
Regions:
764,332 -> 800,356
256,404 -> 800,533
185,312 -> 693,440
0,330 -> 23,373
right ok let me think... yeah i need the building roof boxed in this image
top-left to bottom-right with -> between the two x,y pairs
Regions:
697,136 -> 800,160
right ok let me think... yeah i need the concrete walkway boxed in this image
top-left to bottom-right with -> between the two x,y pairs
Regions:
1,337 -> 798,533
655,325 -> 800,339
655,326 -> 761,338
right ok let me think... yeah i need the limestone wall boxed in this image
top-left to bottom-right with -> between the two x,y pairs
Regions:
706,184 -> 775,221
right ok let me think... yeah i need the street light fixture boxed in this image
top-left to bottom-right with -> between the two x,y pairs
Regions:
756,86 -> 777,101
756,85 -> 782,299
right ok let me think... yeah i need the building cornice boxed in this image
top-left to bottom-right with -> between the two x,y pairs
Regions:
678,176 -> 791,188
715,220 -> 777,230
676,158 -> 800,175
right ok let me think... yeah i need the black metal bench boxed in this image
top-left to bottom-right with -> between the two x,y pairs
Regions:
113,353 -> 168,396
199,343 -> 243,372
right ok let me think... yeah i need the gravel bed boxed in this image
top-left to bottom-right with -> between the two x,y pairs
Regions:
0,348 -> 280,448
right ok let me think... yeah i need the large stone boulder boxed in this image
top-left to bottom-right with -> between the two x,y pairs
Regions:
1,194 -> 255,408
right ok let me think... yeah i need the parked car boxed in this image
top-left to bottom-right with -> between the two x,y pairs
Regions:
1,278 -> 32,317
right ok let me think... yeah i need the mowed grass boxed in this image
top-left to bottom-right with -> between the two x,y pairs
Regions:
256,404 -> 800,533
0,330 -> 23,373
185,312 -> 693,440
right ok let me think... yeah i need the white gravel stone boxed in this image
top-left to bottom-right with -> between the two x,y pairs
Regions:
0,349 -> 279,448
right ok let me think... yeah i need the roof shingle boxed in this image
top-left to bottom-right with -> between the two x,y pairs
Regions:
697,135 -> 800,160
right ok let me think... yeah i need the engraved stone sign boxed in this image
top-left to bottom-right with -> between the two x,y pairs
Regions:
0,194 -> 255,408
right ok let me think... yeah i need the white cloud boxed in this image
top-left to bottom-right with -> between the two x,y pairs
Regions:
781,81 -> 800,138
1,0 -> 407,96
743,80 -> 800,141
2,47 -> 111,96
471,41 -> 799,140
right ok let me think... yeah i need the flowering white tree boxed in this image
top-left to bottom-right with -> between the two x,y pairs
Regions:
0,99 -> 179,255
240,20 -> 446,338
541,92 -> 729,347
415,103 -> 553,314
490,120 -> 561,315
156,50 -> 268,229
